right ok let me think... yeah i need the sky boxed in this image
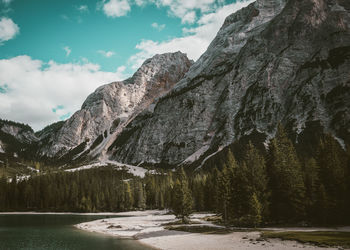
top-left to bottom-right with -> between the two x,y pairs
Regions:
0,0 -> 253,131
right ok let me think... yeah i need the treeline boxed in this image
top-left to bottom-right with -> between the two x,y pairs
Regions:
191,125 -> 350,226
0,167 -> 176,213
0,119 -> 33,133
0,125 -> 349,226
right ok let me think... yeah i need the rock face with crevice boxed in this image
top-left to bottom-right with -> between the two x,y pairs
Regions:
107,0 -> 350,166
38,52 -> 193,157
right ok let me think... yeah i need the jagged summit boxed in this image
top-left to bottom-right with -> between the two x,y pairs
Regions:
3,0 -> 349,170
107,0 -> 350,166
38,51 -> 193,158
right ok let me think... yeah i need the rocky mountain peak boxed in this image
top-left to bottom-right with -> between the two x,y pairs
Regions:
39,52 -> 193,158
106,0 -> 350,166
129,51 -> 193,85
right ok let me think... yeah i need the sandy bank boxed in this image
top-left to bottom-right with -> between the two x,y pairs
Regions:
75,210 -> 348,250
0,212 -> 131,215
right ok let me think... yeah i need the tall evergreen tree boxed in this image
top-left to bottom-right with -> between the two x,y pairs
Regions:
267,124 -> 306,222
243,142 -> 269,220
124,181 -> 133,211
136,182 -> 146,209
303,157 -> 320,221
218,164 -> 231,224
317,134 -> 347,223
171,168 -> 193,223
247,192 -> 262,227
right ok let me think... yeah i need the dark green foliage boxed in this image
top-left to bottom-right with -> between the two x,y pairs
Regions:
303,157 -> 320,221
0,125 -> 348,227
90,134 -> 104,150
217,164 -> 231,224
225,143 -> 267,226
59,141 -> 87,163
171,168 -> 193,223
267,124 -> 306,222
0,119 -> 33,133
35,121 -> 64,137
261,231 -> 350,249
0,167 -> 166,212
316,134 -> 348,224
196,125 -> 348,226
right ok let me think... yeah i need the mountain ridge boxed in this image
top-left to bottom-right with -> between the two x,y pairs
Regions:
106,0 -> 350,166
37,51 -> 193,160
1,0 -> 349,170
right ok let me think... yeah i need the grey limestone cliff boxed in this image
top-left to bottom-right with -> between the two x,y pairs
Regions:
107,0 -> 350,166
38,52 -> 193,158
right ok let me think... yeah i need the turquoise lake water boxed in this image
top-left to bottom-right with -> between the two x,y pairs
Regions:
0,214 -> 152,250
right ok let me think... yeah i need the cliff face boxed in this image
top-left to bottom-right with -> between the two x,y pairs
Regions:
0,119 -> 37,156
107,0 -> 350,165
38,52 -> 193,158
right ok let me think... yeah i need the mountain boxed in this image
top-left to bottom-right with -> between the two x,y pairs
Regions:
37,52 -> 193,162
2,0 -> 349,170
0,119 -> 37,157
106,0 -> 350,166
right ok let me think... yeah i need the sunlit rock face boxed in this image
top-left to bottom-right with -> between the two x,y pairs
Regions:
108,0 -> 350,165
38,52 -> 193,157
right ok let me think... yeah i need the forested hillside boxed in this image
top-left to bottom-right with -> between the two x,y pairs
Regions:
1,125 -> 349,226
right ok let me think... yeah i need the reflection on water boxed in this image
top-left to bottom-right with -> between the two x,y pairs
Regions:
0,214 -> 151,250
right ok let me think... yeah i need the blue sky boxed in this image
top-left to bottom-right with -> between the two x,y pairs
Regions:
1,0 -> 185,74
0,0 -> 253,130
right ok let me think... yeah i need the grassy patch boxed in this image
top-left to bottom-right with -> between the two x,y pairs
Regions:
261,231 -> 350,248
165,225 -> 232,234
162,220 -> 201,226
202,215 -> 222,224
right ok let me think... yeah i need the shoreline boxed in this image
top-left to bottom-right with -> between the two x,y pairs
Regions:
0,211 -> 155,216
0,212 -> 125,215
74,210 -> 346,250
2,210 -> 348,249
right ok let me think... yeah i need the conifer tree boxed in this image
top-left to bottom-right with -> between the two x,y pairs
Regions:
136,182 -> 146,209
211,167 -> 221,212
267,124 -> 305,222
303,157 -> 320,220
247,193 -> 262,227
124,181 -> 133,211
243,142 -> 268,219
314,184 -> 329,224
145,174 -> 156,208
230,162 -> 251,224
171,168 -> 193,223
317,135 -> 347,223
218,164 -> 231,224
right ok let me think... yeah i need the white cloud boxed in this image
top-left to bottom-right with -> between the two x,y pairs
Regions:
128,0 -> 253,69
151,22 -> 165,31
134,0 -> 146,6
63,46 -> 71,57
102,0 -> 131,17
61,14 -> 70,21
0,17 -> 19,44
181,11 -> 196,24
153,0 -> 217,24
0,56 -> 128,130
2,0 -> 12,5
77,5 -> 89,12
97,50 -> 115,58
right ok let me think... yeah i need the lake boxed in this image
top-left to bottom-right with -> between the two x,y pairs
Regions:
0,214 -> 152,250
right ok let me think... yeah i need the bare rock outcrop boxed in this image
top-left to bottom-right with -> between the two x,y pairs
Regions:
107,0 -> 350,165
38,52 -> 193,157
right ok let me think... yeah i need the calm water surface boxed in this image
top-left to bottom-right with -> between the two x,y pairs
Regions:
0,214 -> 152,250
